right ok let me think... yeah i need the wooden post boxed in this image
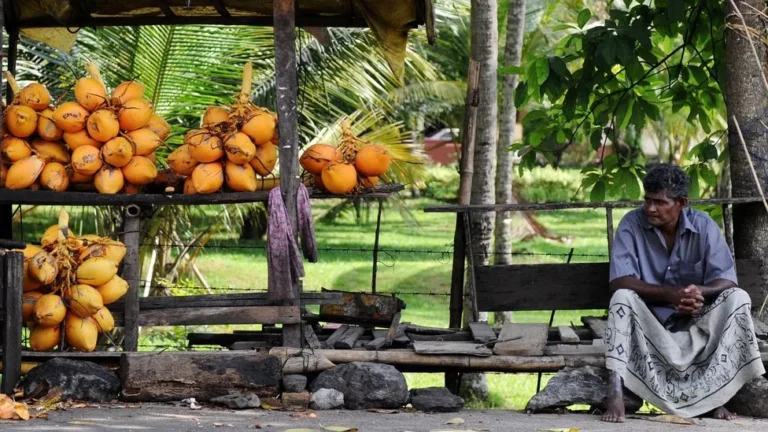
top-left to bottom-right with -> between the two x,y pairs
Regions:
446,59 -> 481,394
2,251 -> 23,394
605,207 -> 614,258
449,60 -> 481,329
122,205 -> 142,352
723,203 -> 735,257
0,10 -> 12,241
371,199 -> 383,293
274,0 -> 302,348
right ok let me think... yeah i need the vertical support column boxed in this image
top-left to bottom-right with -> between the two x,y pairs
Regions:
2,251 -> 23,394
722,203 -> 735,257
0,8 -> 12,241
371,199 -> 383,293
122,205 -> 142,352
446,60 -> 481,394
274,0 -> 301,348
605,207 -> 614,259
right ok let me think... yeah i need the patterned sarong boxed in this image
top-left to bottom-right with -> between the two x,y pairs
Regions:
605,288 -> 765,417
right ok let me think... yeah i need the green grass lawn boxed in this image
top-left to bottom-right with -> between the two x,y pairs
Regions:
11,198 -> 630,410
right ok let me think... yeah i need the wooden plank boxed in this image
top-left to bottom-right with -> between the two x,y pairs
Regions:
188,332 -> 282,347
469,322 -> 497,344
120,352 -> 281,402
475,259 -> 766,311
121,208 -> 141,351
324,325 -> 349,349
413,341 -> 492,357
493,323 -> 548,356
366,337 -> 387,351
423,197 -> 768,213
404,325 -> 461,335
385,312 -> 402,347
112,292 -> 343,310
544,344 -> 605,356
229,341 -> 269,350
581,316 -> 608,339
334,326 -> 365,349
318,290 -> 405,326
0,186 -> 404,206
138,305 -> 301,326
303,324 -> 323,349
557,326 -> 580,343
407,332 -> 472,342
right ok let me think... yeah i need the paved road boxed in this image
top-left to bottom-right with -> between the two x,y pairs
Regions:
2,404 -> 767,431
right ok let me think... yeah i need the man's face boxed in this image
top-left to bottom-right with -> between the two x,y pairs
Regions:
643,190 -> 686,228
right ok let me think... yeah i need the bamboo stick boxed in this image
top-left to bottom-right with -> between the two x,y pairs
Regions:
270,347 -> 567,372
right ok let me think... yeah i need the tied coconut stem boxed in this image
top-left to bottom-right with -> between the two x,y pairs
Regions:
86,62 -> 105,86
3,71 -> 21,96
239,61 -> 253,104
57,208 -> 70,242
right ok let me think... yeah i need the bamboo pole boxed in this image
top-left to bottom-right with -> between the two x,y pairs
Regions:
270,347 -> 567,372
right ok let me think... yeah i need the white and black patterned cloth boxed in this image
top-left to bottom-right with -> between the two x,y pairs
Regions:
606,288 -> 765,417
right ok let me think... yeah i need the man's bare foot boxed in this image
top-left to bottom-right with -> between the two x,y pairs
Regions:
710,406 -> 736,420
601,371 -> 626,423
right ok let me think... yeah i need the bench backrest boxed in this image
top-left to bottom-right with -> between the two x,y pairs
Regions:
476,259 -> 767,311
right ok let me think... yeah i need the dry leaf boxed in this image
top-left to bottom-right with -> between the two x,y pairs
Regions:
537,429 -> 580,432
428,430 -> 490,432
646,415 -> 697,425
321,426 -> 358,432
291,412 -> 318,418
367,408 -> 399,414
445,417 -> 465,425
13,403 -> 29,421
261,398 -> 286,411
69,403 -> 88,409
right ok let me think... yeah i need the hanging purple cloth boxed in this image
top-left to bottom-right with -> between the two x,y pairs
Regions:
297,183 -> 318,263
267,184 -> 318,300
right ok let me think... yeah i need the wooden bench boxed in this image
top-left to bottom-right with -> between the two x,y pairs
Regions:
475,260 -> 768,312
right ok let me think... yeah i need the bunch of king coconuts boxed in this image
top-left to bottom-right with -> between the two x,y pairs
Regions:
0,63 -> 169,194
167,62 -> 279,194
299,120 -> 391,195
18,209 -> 127,352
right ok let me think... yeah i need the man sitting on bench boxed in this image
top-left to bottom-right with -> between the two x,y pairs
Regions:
602,163 -> 765,422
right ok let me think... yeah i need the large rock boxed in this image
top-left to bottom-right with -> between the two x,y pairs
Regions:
526,366 -> 643,413
22,358 -> 120,402
210,393 -> 261,409
727,377 -> 768,418
309,362 -> 408,409
310,388 -> 345,410
410,387 -> 464,412
283,375 -> 308,392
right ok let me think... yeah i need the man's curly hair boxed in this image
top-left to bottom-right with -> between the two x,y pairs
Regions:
643,163 -> 690,200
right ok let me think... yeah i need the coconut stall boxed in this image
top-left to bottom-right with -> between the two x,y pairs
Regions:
0,0 -> 432,405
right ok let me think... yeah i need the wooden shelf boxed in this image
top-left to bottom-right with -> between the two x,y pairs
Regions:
0,184 -> 404,206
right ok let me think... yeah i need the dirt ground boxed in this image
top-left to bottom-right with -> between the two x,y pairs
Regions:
2,404 -> 768,432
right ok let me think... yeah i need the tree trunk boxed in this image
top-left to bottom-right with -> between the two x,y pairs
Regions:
725,0 -> 768,313
469,0 -> 498,269
493,0 -> 525,326
462,0 -> 498,400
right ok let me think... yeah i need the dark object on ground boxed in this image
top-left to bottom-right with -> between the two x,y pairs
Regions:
309,362 -> 408,409
410,387 -> 465,412
525,366 -> 643,413
23,358 -> 120,402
